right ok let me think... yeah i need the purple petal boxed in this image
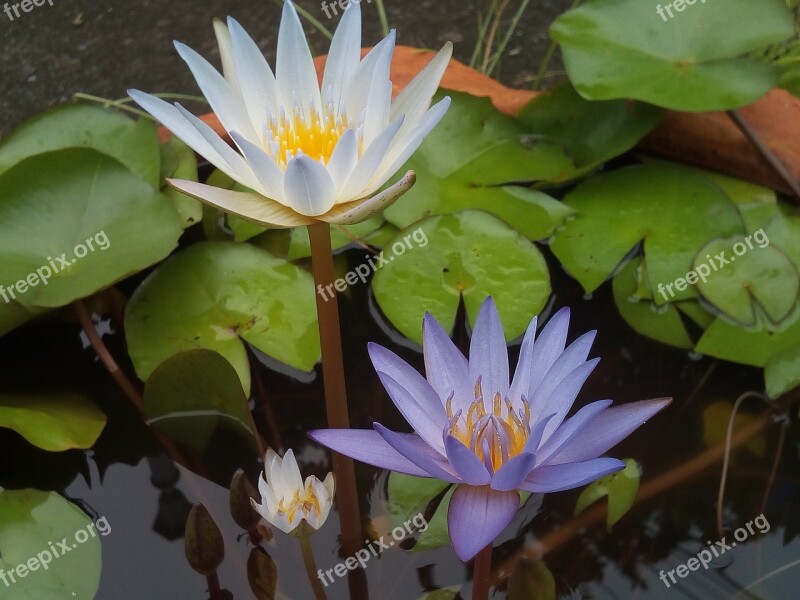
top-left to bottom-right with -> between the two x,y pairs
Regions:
423,312 -> 472,409
508,315 -> 537,405
444,436 -> 491,486
534,358 -> 600,440
490,453 -> 536,491
308,428 -> 432,478
369,342 -> 448,424
522,412 -> 556,455
522,307 -> 570,404
469,297 -> 509,399
520,457 -> 625,493
535,399 -> 613,465
548,398 -> 671,464
447,485 -> 519,562
374,424 -> 460,483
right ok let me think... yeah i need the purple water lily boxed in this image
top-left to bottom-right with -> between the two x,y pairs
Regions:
309,297 -> 670,561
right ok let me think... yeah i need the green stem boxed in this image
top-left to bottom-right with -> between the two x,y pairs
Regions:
472,543 -> 493,600
486,0 -> 532,76
532,0 -> 582,90
71,93 -> 154,119
300,536 -> 328,600
374,0 -> 390,37
270,0 -> 333,39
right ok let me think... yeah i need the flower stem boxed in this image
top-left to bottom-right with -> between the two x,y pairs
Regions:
472,543 -> 493,600
307,222 -> 369,600
300,536 -> 328,600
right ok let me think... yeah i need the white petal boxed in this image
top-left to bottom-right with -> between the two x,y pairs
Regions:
213,18 -> 238,88
280,449 -> 304,493
229,131 -> 286,203
174,41 -> 257,141
322,0 -> 362,112
276,0 -> 321,114
284,155 -> 337,216
362,35 -> 395,145
391,42 -> 453,125
322,472 -> 336,501
326,129 -> 359,194
344,31 -> 396,124
371,96 -> 451,188
324,170 -> 415,224
167,179 -> 316,228
227,17 -> 281,137
340,115 -> 404,200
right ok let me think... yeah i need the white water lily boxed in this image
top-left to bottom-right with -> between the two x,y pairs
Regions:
129,0 -> 452,226
250,448 -> 335,535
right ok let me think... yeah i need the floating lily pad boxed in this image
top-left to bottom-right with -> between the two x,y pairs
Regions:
384,92 -> 577,240
517,83 -> 664,171
765,345 -> 800,399
574,458 -> 640,531
387,472 -> 451,552
125,241 -> 320,394
373,211 -> 551,344
612,258 -> 694,349
703,401 -> 765,457
0,149 -> 182,310
144,349 -> 254,452
0,393 -> 106,452
0,103 -> 160,186
551,0 -> 795,111
550,164 -> 743,300
696,304 -> 800,367
0,303 -> 48,338
507,557 -> 556,600
161,136 -> 202,228
0,489 -> 102,600
693,236 -> 799,326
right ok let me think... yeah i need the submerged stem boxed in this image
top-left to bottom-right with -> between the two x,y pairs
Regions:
300,535 -> 328,600
472,543 -> 493,600
307,222 -> 368,600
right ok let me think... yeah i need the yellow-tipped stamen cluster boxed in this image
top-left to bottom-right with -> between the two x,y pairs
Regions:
264,102 -> 355,169
446,379 -> 532,472
279,482 -> 323,525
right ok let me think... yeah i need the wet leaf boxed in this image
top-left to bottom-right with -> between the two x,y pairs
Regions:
517,83 -> 664,171
693,237 -> 799,326
765,345 -> 800,399
507,556 -> 556,600
703,401 -> 765,457
417,587 -> 461,600
248,547 -> 277,600
185,504 -> 225,576
612,257 -> 694,349
551,0 -> 794,111
161,136 -> 202,228
0,103 -> 160,185
550,164 -> 743,299
373,211 -> 551,344
574,458 -> 641,531
0,393 -> 106,452
143,349 -> 254,452
0,489 -> 101,600
0,148 -> 182,310
125,241 -> 321,394
383,92 -> 577,240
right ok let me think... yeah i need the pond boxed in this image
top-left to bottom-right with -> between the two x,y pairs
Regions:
1,1 -> 799,599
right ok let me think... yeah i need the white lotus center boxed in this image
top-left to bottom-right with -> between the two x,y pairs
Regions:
278,482 -> 323,523
446,380 -> 532,472
265,103 -> 352,169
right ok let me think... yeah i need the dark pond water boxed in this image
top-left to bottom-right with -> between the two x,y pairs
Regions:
1,219 -> 798,599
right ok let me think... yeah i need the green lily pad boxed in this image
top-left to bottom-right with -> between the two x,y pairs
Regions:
144,349 -> 253,452
387,472 -> 451,552
384,92 -> 577,240
0,149 -> 182,310
161,137 -> 202,228
696,303 -> 800,366
551,0 -> 795,111
0,303 -> 48,338
765,345 -> 800,399
612,258 -> 694,349
574,458 -> 641,531
550,163 -> 744,300
517,83 -> 664,171
0,489 -> 102,600
693,236 -> 799,326
741,204 -> 800,268
0,103 -> 160,186
125,241 -> 320,394
0,393 -> 106,452
372,210 -> 551,344
507,557 -> 556,600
